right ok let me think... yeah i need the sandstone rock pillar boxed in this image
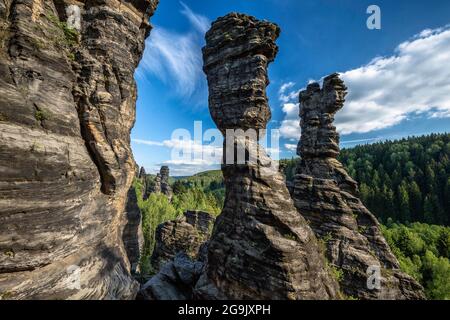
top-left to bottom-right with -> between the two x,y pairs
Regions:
292,73 -> 425,299
196,13 -> 339,300
160,165 -> 173,200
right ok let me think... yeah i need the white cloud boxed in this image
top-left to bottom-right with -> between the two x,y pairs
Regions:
338,25 -> 450,134
133,132 -> 281,175
278,82 -> 297,103
284,143 -> 297,151
132,137 -> 222,156
279,102 -> 301,140
133,137 -> 222,176
180,1 -> 210,34
136,2 -> 209,98
278,25 -> 450,138
131,138 -> 164,147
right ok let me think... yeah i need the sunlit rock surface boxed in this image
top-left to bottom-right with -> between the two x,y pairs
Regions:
0,0 -> 158,299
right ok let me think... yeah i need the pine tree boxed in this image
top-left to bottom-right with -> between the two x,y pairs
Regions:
398,181 -> 411,222
409,181 -> 423,221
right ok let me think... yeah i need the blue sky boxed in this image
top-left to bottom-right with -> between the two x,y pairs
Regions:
132,0 -> 450,176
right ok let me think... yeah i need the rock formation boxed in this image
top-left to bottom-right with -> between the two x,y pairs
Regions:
159,165 -> 173,200
123,185 -> 144,275
151,211 -> 215,271
139,252 -> 205,300
292,73 -> 425,299
0,0 -> 158,299
138,166 -> 146,179
195,13 -> 339,300
144,166 -> 172,200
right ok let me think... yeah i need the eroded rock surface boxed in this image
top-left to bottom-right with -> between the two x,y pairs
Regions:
123,185 -> 144,275
195,13 -> 339,300
0,0 -> 158,299
159,166 -> 172,200
151,210 -> 215,271
292,73 -> 425,299
138,252 -> 204,300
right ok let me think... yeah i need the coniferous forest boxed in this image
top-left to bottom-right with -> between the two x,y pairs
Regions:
283,133 -> 450,225
339,133 -> 450,225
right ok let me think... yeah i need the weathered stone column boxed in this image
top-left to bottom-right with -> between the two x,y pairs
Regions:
196,13 -> 338,299
0,0 -> 158,299
292,73 -> 424,299
160,165 -> 173,200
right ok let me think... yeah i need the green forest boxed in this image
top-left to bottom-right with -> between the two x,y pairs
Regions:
340,133 -> 450,226
135,133 -> 449,299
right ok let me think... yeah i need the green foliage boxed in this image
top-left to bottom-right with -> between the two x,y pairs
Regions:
46,13 -> 79,50
133,176 -> 223,277
174,170 -> 225,209
280,157 -> 298,181
139,191 -> 180,276
172,187 -> 222,216
34,109 -> 49,122
0,112 -> 7,121
382,222 -> 450,299
339,133 -> 450,225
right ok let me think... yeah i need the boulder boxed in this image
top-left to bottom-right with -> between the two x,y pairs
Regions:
151,211 -> 215,270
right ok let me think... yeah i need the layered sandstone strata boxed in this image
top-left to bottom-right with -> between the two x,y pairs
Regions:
195,13 -> 339,300
292,73 -> 425,299
0,0 -> 158,299
151,210 -> 215,270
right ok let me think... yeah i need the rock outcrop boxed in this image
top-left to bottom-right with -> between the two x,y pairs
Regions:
138,166 -> 146,179
139,252 -> 204,300
292,73 -> 425,299
123,185 -> 144,275
159,165 -> 172,199
195,13 -> 339,300
144,166 -> 173,200
151,210 -> 215,271
0,0 -> 158,299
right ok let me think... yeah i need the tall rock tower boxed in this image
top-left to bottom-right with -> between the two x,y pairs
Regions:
196,13 -> 339,299
292,73 -> 424,299
0,0 -> 158,299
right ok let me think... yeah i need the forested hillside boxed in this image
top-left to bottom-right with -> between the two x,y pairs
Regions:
282,133 -> 450,225
339,133 -> 449,225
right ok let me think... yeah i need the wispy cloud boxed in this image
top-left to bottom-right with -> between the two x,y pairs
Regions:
180,1 -> 210,34
340,137 -> 381,144
136,2 -> 210,99
278,25 -> 450,139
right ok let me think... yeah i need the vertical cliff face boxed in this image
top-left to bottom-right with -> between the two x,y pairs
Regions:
196,13 -> 339,300
0,0 -> 158,299
292,73 -> 425,299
